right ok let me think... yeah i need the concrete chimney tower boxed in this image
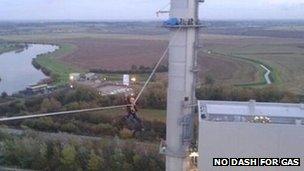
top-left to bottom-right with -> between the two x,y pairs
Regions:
165,0 -> 202,170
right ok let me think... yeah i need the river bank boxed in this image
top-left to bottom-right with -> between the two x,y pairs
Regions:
0,44 -> 58,94
0,42 -> 27,55
31,43 -> 79,85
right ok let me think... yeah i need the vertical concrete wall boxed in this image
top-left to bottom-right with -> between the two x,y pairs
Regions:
198,121 -> 304,171
166,0 -> 198,170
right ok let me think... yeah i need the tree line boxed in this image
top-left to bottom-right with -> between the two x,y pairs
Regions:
0,130 -> 164,171
90,64 -> 168,74
0,86 -> 166,141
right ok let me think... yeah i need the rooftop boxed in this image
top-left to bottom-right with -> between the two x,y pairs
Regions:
198,100 -> 304,125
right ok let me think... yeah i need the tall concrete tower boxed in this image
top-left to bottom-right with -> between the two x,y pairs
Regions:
165,0 -> 201,171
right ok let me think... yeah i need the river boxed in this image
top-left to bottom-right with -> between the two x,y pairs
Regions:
0,44 -> 58,94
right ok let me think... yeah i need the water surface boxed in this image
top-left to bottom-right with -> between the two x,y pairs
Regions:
0,44 -> 58,94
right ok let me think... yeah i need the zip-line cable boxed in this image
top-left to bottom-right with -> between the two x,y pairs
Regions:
134,27 -> 181,104
0,27 -> 182,122
158,2 -> 170,12
156,2 -> 170,17
0,105 -> 128,122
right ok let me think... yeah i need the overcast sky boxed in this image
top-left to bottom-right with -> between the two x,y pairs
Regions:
0,0 -> 304,21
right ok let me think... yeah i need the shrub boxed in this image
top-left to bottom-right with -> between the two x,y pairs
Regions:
22,117 -> 58,132
119,128 -> 133,139
92,123 -> 117,136
60,123 -> 80,134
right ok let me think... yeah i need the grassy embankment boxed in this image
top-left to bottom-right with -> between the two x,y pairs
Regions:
229,54 -> 280,87
210,51 -> 280,87
33,43 -> 80,85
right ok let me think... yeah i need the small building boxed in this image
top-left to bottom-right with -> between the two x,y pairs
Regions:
84,73 -> 97,81
123,74 -> 130,86
97,85 -> 133,96
23,84 -> 57,96
26,84 -> 48,94
69,73 -> 81,81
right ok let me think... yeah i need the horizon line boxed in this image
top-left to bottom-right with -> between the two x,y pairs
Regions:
0,18 -> 304,23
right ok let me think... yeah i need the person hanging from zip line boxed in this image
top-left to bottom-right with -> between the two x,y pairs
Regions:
124,95 -> 144,131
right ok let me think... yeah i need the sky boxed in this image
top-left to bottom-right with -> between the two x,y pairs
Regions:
0,0 -> 304,21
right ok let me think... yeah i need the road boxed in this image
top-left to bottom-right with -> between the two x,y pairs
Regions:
260,64 -> 272,84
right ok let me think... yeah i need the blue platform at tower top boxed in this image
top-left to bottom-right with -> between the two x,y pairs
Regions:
163,18 -> 204,28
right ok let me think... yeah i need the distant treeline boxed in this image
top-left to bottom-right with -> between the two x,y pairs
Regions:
0,84 -> 300,145
196,85 -> 301,103
137,84 -> 302,109
0,42 -> 27,54
90,64 -> 168,74
139,84 -> 302,108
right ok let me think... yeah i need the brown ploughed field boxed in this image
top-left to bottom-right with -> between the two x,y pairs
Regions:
56,36 -> 258,85
60,38 -> 168,71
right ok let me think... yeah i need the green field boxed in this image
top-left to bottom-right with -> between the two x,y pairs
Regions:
205,51 -> 266,86
203,34 -> 304,94
86,108 -> 166,123
231,44 -> 303,92
34,43 -> 81,85
210,51 -> 279,87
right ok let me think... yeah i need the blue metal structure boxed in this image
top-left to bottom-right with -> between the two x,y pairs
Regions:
164,18 -> 180,26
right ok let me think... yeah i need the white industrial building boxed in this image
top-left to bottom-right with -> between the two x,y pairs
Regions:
198,100 -> 304,171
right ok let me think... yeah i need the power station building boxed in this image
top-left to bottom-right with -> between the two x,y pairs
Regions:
198,100 -> 304,171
